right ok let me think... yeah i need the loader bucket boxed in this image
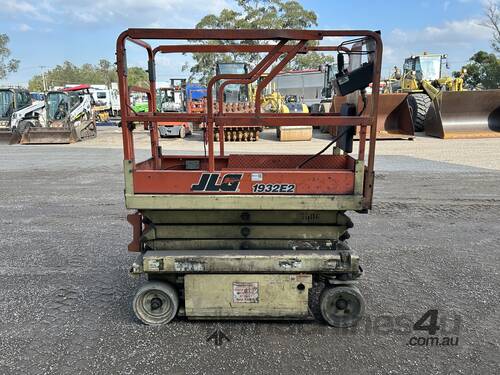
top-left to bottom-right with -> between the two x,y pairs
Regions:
425,90 -> 500,139
0,128 -> 19,144
332,93 -> 413,139
375,93 -> 414,137
20,127 -> 77,144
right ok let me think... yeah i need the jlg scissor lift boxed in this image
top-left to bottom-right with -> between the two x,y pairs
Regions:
117,29 -> 382,327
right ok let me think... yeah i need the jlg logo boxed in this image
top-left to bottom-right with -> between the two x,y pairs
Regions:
191,173 -> 243,192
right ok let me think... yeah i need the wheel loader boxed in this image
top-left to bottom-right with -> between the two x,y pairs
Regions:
19,85 -> 97,144
0,88 -> 45,144
390,53 -> 500,138
313,64 -> 414,139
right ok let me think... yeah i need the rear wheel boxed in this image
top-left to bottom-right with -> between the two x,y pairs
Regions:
133,281 -> 179,325
407,93 -> 431,132
320,285 -> 365,327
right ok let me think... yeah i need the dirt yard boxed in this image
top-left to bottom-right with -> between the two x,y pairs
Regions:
0,128 -> 498,374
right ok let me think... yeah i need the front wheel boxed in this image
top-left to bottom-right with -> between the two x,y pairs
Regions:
133,281 -> 179,325
407,93 -> 431,132
16,120 -> 36,135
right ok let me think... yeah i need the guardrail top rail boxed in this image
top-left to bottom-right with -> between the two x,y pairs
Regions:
116,28 -> 383,209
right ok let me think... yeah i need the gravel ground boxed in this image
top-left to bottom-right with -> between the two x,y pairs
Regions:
0,132 -> 499,374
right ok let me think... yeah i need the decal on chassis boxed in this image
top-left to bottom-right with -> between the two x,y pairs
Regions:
252,183 -> 296,193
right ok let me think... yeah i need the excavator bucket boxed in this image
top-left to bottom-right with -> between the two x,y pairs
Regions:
425,90 -> 500,139
333,93 -> 414,139
20,128 -> 77,144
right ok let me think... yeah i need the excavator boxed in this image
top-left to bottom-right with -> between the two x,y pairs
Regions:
388,53 -> 500,138
0,88 -> 45,144
19,85 -> 97,144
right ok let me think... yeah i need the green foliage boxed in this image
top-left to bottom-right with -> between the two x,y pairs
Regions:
0,34 -> 20,80
127,67 -> 149,88
185,0 -> 333,84
460,51 -> 500,89
28,61 -> 149,91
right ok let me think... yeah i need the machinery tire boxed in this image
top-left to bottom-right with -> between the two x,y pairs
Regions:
179,126 -> 186,139
320,285 -> 365,327
407,93 -> 431,132
310,103 -> 321,114
17,120 -> 35,135
133,281 -> 179,325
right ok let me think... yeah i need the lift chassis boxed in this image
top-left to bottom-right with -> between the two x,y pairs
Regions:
117,28 -> 383,327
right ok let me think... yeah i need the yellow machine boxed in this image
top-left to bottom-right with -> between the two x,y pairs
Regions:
399,53 -> 461,132
388,53 -> 500,138
255,82 -> 312,141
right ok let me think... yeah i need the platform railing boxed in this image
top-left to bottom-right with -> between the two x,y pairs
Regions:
116,28 -> 383,207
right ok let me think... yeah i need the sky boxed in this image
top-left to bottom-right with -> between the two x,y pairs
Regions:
0,0 -> 496,87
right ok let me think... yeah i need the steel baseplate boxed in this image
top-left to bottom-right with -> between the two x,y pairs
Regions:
131,249 -> 361,319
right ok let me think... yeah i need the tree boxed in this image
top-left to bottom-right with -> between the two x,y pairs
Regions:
127,67 -> 149,87
184,0 -> 334,84
461,51 -> 500,89
98,59 -> 116,86
0,34 -> 20,80
483,1 -> 500,53
28,60 -> 148,91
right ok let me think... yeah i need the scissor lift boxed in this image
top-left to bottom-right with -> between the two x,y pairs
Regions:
117,28 -> 383,327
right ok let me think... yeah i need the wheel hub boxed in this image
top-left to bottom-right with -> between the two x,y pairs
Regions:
336,298 -> 347,310
150,297 -> 163,310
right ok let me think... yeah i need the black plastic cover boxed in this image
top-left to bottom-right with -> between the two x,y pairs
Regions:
333,62 -> 374,96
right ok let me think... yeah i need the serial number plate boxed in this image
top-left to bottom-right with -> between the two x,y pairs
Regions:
233,282 -> 259,303
252,183 -> 295,193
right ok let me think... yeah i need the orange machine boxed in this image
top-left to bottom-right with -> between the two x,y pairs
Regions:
117,28 -> 383,327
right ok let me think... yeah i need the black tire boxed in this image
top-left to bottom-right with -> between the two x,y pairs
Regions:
133,281 -> 179,325
320,285 -> 365,327
310,103 -> 321,114
407,93 -> 431,132
17,120 -> 35,134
